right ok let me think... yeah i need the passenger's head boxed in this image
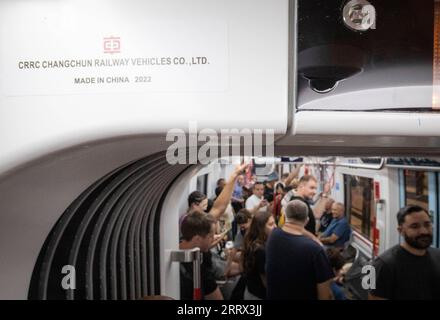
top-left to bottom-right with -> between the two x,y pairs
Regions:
296,175 -> 318,200
245,211 -> 276,244
236,209 -> 253,232
180,212 -> 215,252
397,205 -> 433,249
331,202 -> 345,219
285,199 -> 309,226
275,182 -> 285,195
216,178 -> 226,188
325,198 -> 335,211
326,248 -> 345,276
237,175 -> 245,186
187,191 -> 208,213
252,182 -> 265,198
265,214 -> 276,236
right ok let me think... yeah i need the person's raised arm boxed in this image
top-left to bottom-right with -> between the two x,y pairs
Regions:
210,163 -> 248,221
284,165 -> 302,187
312,182 -> 331,219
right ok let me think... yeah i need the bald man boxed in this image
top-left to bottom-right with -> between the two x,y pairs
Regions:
319,202 -> 352,248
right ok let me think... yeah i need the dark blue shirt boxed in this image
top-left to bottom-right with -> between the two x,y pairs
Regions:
245,246 -> 267,299
266,228 -> 334,300
322,217 -> 351,248
331,282 -> 347,300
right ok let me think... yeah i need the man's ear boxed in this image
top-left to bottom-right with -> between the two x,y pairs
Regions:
397,225 -> 402,234
192,235 -> 201,246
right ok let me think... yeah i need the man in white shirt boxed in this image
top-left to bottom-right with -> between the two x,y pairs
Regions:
245,182 -> 268,215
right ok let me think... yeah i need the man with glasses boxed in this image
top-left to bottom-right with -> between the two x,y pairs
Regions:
369,205 -> 440,299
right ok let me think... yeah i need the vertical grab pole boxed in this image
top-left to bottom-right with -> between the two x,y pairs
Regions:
192,249 -> 202,300
170,248 -> 202,300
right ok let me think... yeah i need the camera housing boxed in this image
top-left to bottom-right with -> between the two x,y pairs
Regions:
298,44 -> 364,93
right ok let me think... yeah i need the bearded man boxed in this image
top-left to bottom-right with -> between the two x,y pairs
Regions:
369,205 -> 440,300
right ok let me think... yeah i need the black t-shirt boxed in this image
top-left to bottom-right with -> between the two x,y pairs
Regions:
266,228 -> 334,300
264,186 -> 274,202
245,245 -> 267,299
371,245 -> 440,299
318,211 -> 333,233
290,196 -> 316,235
180,251 -> 218,300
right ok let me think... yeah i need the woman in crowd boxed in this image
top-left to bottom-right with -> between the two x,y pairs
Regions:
241,210 -> 276,299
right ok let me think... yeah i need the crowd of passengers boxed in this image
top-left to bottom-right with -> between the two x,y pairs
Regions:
179,164 -> 440,300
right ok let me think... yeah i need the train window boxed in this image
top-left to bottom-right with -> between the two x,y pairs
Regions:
196,174 -> 208,195
344,175 -> 376,241
403,170 -> 429,211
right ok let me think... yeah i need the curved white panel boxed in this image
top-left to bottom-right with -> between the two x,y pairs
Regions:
0,0 -> 289,176
0,137 -> 169,299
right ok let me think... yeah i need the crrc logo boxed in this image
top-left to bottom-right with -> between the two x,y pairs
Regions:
103,36 -> 121,54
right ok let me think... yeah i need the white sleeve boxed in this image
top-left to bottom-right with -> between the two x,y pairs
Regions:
245,197 -> 254,210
